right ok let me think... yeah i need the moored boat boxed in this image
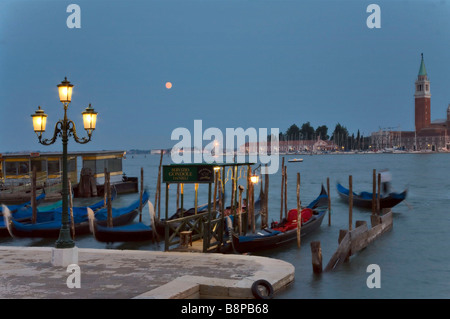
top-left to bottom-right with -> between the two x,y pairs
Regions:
336,183 -> 407,209
230,185 -> 328,253
0,192 -> 46,214
87,204 -> 155,243
1,191 -> 147,239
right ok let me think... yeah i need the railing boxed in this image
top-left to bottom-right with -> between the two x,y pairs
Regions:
202,216 -> 224,252
163,209 -> 252,252
164,211 -> 212,251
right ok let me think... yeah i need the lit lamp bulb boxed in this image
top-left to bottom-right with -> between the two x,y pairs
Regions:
31,106 -> 48,136
250,175 -> 259,184
57,77 -> 74,103
82,103 -> 98,135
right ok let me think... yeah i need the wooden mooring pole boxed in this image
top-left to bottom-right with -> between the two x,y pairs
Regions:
139,167 -> 144,222
377,172 -> 381,215
106,171 -> 112,228
251,177 -> 255,234
194,183 -> 199,215
104,168 -> 107,207
327,177 -> 331,226
284,165 -> 288,219
176,183 -> 180,213
246,166 -> 252,232
156,151 -> 163,220
213,171 -> 218,212
263,164 -> 269,229
349,175 -> 353,231
372,169 -> 376,215
180,183 -> 184,217
31,166 -> 37,224
280,157 -> 284,221
238,185 -> 244,235
311,241 -> 323,274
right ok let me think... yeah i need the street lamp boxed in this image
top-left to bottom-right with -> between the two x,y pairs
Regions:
250,174 -> 259,184
31,77 -> 98,248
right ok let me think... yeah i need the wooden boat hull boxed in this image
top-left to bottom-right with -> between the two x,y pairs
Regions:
336,183 -> 407,209
1,190 -> 145,239
0,192 -> 46,213
0,195 -> 117,237
231,185 -> 328,253
4,209 -> 138,238
0,226 -> 10,237
232,211 -> 326,253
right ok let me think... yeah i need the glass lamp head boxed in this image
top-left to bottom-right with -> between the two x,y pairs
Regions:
31,106 -> 47,135
57,77 -> 74,103
82,103 -> 98,134
250,175 -> 259,184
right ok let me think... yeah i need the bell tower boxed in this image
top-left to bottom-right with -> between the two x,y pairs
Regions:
415,53 -> 431,132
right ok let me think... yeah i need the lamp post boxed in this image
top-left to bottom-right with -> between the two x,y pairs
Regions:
31,77 -> 98,249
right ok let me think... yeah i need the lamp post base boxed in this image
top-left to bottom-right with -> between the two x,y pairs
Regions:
51,246 -> 78,267
55,227 -> 75,249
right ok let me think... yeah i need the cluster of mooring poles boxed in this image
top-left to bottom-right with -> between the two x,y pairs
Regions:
311,169 -> 394,274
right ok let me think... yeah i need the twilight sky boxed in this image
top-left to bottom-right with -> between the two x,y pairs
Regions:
1,0 -> 449,153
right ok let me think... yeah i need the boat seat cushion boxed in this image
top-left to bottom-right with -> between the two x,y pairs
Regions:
272,208 -> 313,232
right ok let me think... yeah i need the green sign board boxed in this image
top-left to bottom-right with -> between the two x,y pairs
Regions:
163,165 -> 215,183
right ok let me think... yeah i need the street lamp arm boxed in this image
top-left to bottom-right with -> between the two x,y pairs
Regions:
38,120 -> 63,145
67,120 -> 92,144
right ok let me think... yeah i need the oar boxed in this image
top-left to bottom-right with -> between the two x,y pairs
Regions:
392,187 -> 413,210
402,197 -> 413,210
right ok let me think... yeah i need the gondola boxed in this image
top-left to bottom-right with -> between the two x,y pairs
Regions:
1,188 -> 116,224
230,185 -> 329,253
0,189 -> 117,238
0,192 -> 46,214
336,183 -> 407,209
1,191 -> 147,239
87,201 -> 155,243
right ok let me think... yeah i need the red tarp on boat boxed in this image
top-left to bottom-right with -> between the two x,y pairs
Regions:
272,208 -> 313,232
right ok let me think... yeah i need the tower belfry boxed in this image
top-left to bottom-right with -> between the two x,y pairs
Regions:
415,53 -> 431,132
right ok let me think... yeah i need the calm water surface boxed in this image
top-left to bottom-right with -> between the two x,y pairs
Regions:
2,153 -> 449,299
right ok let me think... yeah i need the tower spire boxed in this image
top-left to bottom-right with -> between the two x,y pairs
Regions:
415,53 -> 431,132
418,53 -> 427,76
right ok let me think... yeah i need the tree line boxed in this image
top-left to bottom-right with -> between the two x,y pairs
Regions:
273,122 -> 372,151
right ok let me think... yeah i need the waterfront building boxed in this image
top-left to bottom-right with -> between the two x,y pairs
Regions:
371,54 -> 450,151
241,138 -> 337,154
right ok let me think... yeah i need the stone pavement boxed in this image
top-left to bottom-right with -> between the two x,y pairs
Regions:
0,246 -> 295,299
